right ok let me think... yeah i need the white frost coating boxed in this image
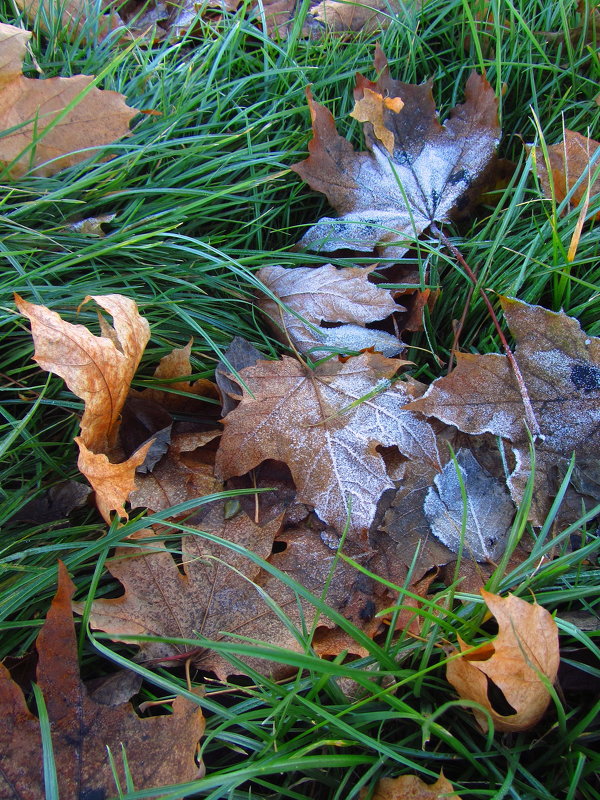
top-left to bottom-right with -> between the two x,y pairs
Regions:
258,264 -> 403,357
424,449 -> 514,561
299,98 -> 498,256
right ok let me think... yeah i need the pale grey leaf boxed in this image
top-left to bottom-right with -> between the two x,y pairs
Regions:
423,448 -> 514,561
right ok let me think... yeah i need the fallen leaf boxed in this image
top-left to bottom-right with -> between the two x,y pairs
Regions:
16,294 -> 149,452
129,428 -> 222,515
66,212 -> 116,235
310,0 -> 413,34
530,129 -> 600,220
16,293 -> 151,521
406,297 -> 600,525
350,88 -> 404,155
142,339 -> 219,414
81,510 -> 396,678
15,0 -> 123,40
0,23 -> 136,178
257,263 -> 403,357
11,480 -> 91,523
75,437 -> 153,521
0,562 -> 204,798
215,335 -> 263,416
361,771 -> 462,800
446,590 -> 559,732
291,46 -> 499,256
423,448 -> 514,562
215,352 -> 440,533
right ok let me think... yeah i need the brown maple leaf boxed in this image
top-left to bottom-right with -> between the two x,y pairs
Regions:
215,351 -> 440,534
16,294 -> 151,521
0,562 -> 204,799
291,46 -> 499,257
0,23 -> 136,178
406,297 -> 600,525
446,590 -> 559,732
530,129 -> 600,221
78,513 -> 381,678
257,263 -> 403,357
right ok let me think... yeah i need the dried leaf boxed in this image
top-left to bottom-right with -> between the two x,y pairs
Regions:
257,264 -> 403,357
362,772 -> 462,800
350,89 -> 404,155
16,294 -> 149,452
12,480 -> 91,523
216,336 -> 263,416
446,590 -> 559,732
142,339 -> 219,413
530,129 -> 600,220
423,448 -> 514,562
67,212 -> 116,235
15,0 -> 123,40
76,438 -> 153,521
407,298 -> 600,525
16,293 -> 151,521
0,23 -> 136,178
292,47 -> 499,256
0,562 -> 204,798
80,514 -> 392,678
310,0 -> 413,34
215,352 -> 440,533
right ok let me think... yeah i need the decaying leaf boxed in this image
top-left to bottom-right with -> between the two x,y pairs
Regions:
79,513 -> 384,678
310,0 -> 413,34
0,22 -> 136,178
16,294 -> 151,521
215,352 -> 440,533
406,297 -> 600,525
0,562 -> 204,798
257,263 -> 403,357
530,129 -> 600,220
362,772 -> 462,800
67,212 -> 116,236
139,339 -> 219,414
292,46 -> 499,256
15,0 -> 123,40
446,590 -> 559,732
216,335 -> 262,416
424,448 -> 514,562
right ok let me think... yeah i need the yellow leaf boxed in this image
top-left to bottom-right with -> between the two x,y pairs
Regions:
350,87 -> 404,155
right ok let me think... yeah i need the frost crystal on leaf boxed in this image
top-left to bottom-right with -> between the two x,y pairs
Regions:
292,46 -> 500,257
423,448 -> 514,561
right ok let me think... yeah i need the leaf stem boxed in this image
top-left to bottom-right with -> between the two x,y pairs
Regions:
429,222 -> 541,438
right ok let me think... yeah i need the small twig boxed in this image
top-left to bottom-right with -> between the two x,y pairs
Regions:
430,222 -> 541,437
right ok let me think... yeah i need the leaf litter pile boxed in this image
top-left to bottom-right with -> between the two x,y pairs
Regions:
3,22 -> 600,800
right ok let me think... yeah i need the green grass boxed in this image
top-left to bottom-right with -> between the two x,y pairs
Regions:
1,0 -> 599,797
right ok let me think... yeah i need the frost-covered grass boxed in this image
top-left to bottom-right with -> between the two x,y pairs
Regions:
0,0 -> 599,797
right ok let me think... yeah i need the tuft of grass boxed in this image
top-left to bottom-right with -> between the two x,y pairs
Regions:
0,0 -> 599,797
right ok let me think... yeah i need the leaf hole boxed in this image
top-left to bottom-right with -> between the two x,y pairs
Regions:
485,675 -> 517,716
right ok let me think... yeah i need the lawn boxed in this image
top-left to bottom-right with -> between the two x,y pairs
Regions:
0,0 -> 599,797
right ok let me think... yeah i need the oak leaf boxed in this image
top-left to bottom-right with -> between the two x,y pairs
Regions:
406,298 -> 600,525
291,47 -> 499,257
362,772 -> 462,800
0,562 -> 204,799
0,23 -> 136,178
257,264 -> 403,357
531,129 -> 600,220
446,590 -> 559,732
215,352 -> 440,533
16,293 -> 151,521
